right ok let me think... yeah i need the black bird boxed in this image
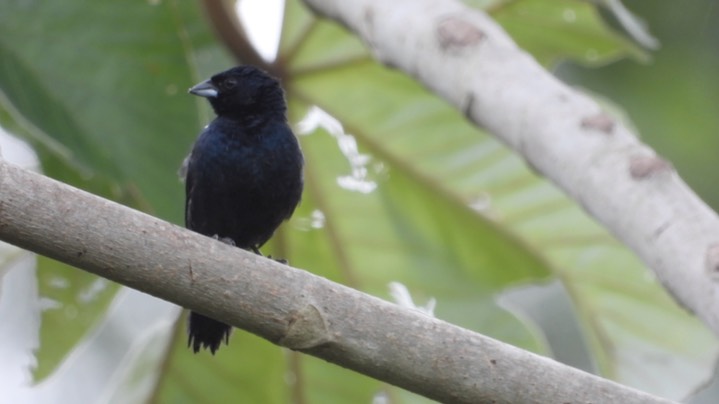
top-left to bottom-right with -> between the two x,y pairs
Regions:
184,66 -> 304,354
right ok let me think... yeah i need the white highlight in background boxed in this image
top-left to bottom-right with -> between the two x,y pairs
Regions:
236,0 -> 285,61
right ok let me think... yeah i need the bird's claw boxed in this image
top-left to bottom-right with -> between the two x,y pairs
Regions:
212,235 -> 236,247
267,255 -> 288,265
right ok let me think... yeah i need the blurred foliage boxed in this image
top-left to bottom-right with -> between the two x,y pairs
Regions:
0,0 -> 717,402
558,0 -> 719,210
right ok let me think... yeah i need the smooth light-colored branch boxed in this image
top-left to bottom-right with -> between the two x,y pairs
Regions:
302,0 -> 719,336
0,162 -> 672,403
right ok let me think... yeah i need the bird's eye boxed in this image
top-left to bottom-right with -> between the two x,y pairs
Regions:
221,78 -> 237,90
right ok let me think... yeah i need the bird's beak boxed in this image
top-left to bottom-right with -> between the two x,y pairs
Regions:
189,79 -> 218,98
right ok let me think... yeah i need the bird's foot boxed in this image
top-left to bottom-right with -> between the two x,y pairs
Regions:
267,256 -> 288,265
217,242 -> 287,264
212,235 -> 236,247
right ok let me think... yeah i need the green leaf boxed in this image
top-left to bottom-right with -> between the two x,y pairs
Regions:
489,0 -> 647,66
285,74 -> 550,347
0,0 -> 224,220
0,0 -> 230,381
154,322 -> 287,404
34,257 -> 119,380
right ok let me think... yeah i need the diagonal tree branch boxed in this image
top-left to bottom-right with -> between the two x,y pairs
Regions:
0,160 -> 673,402
301,0 -> 719,337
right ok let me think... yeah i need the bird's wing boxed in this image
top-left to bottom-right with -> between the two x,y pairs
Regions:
184,153 -> 195,229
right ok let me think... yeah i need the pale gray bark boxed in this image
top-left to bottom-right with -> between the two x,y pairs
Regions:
0,159 -> 674,404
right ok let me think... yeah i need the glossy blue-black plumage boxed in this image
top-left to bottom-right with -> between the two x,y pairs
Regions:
184,66 -> 303,354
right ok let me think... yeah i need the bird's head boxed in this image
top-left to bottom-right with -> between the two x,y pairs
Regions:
189,66 -> 286,120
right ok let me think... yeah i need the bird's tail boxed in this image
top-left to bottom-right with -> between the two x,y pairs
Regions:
188,311 -> 232,354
